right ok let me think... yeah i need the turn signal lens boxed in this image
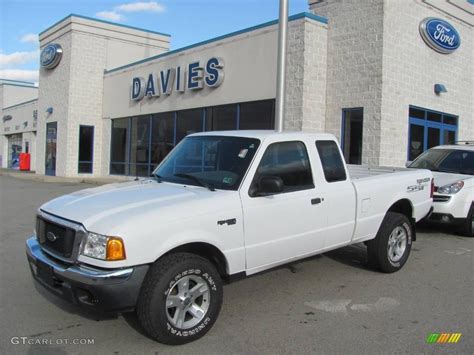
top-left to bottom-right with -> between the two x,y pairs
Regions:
106,237 -> 126,261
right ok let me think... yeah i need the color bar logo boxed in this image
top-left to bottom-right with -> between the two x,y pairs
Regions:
426,333 -> 462,344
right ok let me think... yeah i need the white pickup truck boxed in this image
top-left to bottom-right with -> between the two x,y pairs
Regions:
26,131 -> 433,344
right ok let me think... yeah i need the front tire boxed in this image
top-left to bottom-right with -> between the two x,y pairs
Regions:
137,253 -> 223,345
367,212 -> 413,273
460,203 -> 474,237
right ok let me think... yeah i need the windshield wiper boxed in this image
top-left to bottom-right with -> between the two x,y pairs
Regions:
151,173 -> 163,183
174,173 -> 215,191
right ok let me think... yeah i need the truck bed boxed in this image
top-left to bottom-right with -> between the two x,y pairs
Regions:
348,165 -> 412,180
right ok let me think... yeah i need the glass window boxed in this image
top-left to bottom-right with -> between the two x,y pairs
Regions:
410,149 -> 474,175
151,112 -> 174,168
427,127 -> 440,149
443,115 -> 457,126
155,136 -> 260,190
316,140 -> 347,182
409,124 -> 424,161
111,118 -> 129,164
342,108 -> 363,164
205,104 -> 237,131
444,130 -> 456,145
427,112 -> 442,122
409,107 -> 425,120
129,116 -> 151,177
176,109 -> 203,144
78,125 -> 94,173
253,141 -> 313,194
239,100 -> 275,130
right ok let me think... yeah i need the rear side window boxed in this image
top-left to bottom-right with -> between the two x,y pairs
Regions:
253,141 -> 314,193
316,140 -> 347,182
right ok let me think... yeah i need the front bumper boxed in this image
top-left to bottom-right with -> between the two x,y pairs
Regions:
26,237 -> 149,313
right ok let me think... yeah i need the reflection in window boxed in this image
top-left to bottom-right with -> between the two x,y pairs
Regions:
110,99 -> 276,176
254,141 -> 313,194
176,109 -> 203,143
239,100 -> 275,130
130,116 -> 151,177
151,113 -> 174,168
205,104 -> 237,131
316,140 -> 347,182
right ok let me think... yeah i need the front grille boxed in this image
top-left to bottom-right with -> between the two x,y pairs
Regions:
433,195 -> 451,203
36,216 -> 76,259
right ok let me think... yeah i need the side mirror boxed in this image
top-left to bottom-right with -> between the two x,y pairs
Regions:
253,176 -> 284,196
405,161 -> 412,168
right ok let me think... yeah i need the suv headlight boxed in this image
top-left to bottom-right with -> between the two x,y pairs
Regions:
437,181 -> 464,195
80,232 -> 126,261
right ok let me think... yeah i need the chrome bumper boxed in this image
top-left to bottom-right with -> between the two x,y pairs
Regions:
26,237 -> 148,312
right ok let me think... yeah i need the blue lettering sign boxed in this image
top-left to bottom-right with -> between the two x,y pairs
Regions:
175,66 -> 185,93
160,68 -> 176,95
145,74 -> 159,97
131,77 -> 145,101
187,62 -> 204,90
419,18 -> 460,54
205,57 -> 224,87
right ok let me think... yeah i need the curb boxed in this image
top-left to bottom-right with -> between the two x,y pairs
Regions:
0,169 -> 131,186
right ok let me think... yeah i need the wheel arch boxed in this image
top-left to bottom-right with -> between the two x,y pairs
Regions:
161,242 -> 229,279
387,199 -> 416,240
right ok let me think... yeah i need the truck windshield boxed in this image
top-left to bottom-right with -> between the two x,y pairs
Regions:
409,149 -> 474,175
153,136 -> 260,190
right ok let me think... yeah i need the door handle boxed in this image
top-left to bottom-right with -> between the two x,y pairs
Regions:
311,198 -> 322,205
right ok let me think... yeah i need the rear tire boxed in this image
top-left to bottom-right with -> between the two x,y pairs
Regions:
460,203 -> 474,237
367,212 -> 413,273
137,252 -> 223,345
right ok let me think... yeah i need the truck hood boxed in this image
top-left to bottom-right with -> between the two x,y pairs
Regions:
40,180 -> 220,232
432,172 -> 473,187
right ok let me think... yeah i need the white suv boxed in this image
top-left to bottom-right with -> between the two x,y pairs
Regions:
409,143 -> 474,237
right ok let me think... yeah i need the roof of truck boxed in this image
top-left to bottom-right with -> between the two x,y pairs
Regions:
190,130 -> 337,141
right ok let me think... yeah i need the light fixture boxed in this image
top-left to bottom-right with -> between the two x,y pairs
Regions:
434,84 -> 447,95
46,107 -> 53,114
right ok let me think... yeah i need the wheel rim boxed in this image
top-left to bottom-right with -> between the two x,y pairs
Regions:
387,226 -> 407,263
165,275 -> 211,330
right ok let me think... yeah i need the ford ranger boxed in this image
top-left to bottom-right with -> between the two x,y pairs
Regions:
26,131 -> 433,344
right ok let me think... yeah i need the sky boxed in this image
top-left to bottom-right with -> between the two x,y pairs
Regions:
0,0 -> 308,83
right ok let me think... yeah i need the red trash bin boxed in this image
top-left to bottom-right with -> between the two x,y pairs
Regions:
19,153 -> 31,171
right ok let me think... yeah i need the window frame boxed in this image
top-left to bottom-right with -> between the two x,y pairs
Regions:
249,140 -> 315,197
78,125 -> 94,174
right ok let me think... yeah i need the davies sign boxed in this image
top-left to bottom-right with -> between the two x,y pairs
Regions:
419,18 -> 460,54
131,57 -> 224,101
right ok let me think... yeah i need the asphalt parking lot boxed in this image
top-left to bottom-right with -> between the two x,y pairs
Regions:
0,175 -> 472,354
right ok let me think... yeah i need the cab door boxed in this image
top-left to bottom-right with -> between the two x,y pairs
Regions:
240,139 -> 328,273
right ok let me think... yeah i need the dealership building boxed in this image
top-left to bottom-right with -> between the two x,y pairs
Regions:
1,0 -> 472,178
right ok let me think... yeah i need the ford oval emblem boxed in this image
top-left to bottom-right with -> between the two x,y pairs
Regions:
46,231 -> 58,242
40,43 -> 63,69
419,18 -> 460,54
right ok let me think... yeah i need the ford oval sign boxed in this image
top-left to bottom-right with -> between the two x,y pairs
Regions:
419,18 -> 460,54
40,43 -> 63,69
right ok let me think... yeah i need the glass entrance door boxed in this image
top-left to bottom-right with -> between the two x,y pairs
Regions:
45,122 -> 57,176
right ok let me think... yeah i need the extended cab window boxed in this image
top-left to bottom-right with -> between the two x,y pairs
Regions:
316,140 -> 347,182
251,141 -> 314,195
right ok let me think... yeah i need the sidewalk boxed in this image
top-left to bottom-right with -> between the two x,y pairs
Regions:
0,168 -> 131,185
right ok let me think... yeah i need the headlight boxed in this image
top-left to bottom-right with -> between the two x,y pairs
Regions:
80,232 -> 126,261
437,181 -> 464,195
